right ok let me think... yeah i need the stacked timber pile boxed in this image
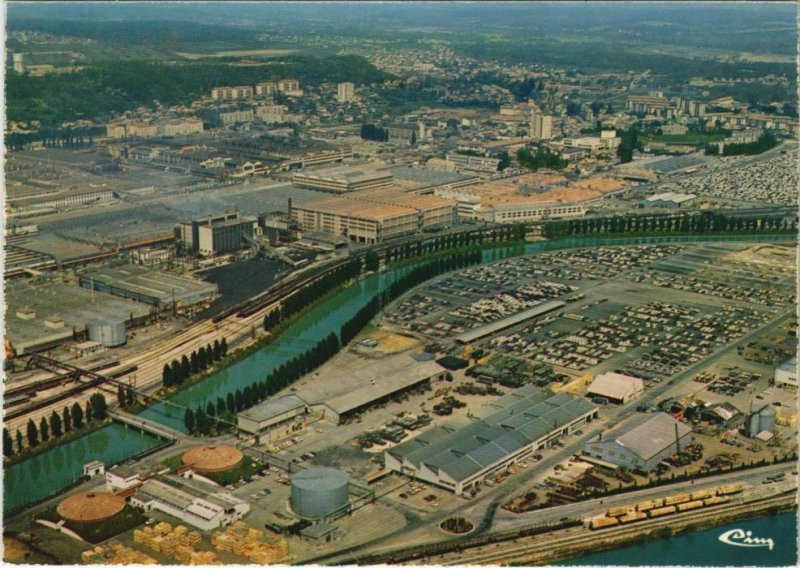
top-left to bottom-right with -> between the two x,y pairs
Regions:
81,542 -> 157,565
211,521 -> 291,564
134,522 -> 218,565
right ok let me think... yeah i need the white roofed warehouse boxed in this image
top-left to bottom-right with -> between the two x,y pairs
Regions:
586,372 -> 645,404
384,385 -> 598,496
582,412 -> 693,472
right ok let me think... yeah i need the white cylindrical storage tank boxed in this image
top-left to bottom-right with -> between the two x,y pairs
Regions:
759,406 -> 776,434
87,317 -> 127,347
290,467 -> 349,519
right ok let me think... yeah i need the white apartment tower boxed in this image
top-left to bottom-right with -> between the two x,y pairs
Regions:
337,82 -> 355,102
530,114 -> 553,140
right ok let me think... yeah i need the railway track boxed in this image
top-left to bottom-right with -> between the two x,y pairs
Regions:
431,494 -> 796,566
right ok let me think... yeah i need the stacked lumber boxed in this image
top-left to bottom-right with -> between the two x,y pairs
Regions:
81,543 -> 157,565
135,522 -> 218,564
211,521 -> 290,564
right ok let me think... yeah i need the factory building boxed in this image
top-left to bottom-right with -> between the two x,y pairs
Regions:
292,169 -> 393,193
175,212 -> 258,257
774,356 -> 796,388
80,265 -> 219,310
290,191 -> 455,244
130,475 -> 250,531
582,412 -> 693,472
586,372 -> 644,404
306,356 -> 447,423
445,153 -> 501,173
237,395 -> 309,443
385,386 -> 598,495
643,192 -> 697,209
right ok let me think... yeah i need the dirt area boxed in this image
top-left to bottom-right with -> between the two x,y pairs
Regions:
355,327 -> 420,357
3,535 -> 58,564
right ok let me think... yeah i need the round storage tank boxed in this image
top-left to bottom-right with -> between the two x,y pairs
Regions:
290,467 -> 349,519
87,317 -> 127,347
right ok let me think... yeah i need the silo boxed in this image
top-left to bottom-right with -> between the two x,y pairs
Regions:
759,405 -> 776,434
87,316 -> 127,347
290,467 -> 349,519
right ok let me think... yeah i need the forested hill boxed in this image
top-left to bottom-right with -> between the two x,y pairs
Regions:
6,56 -> 391,126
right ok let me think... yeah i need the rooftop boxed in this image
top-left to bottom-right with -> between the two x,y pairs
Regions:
587,372 -> 644,400
302,353 -> 444,416
388,386 -> 597,483
83,264 -> 219,306
239,395 -> 306,423
593,412 -> 692,461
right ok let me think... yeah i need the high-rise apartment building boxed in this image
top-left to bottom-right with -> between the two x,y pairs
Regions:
337,82 -> 355,102
530,114 -> 553,140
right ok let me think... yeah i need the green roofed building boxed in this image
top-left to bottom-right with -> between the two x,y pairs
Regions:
384,385 -> 598,495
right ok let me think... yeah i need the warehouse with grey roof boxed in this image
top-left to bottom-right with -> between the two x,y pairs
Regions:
384,385 -> 598,495
582,412 -> 693,472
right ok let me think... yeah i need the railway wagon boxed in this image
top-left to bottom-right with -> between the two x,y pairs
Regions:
717,484 -> 743,496
589,516 -> 620,530
677,500 -> 704,512
690,489 -> 716,501
619,511 -> 647,524
635,498 -> 664,512
703,496 -> 731,507
663,493 -> 691,506
648,505 -> 677,519
606,506 -> 629,518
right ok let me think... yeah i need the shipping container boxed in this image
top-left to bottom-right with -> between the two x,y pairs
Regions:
619,511 -> 647,524
664,493 -> 691,506
635,498 -> 664,512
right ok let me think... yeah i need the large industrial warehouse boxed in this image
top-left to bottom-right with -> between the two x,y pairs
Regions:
385,385 -> 599,495
80,265 -> 219,311
290,190 -> 455,243
5,280 -> 151,354
582,412 -> 693,472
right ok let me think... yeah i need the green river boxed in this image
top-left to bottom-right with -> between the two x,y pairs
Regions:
5,234 -> 792,515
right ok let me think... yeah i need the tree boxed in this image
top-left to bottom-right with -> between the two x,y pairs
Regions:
184,408 -> 196,434
226,392 -> 236,415
217,397 -> 227,416
85,400 -> 93,423
162,363 -> 173,387
117,384 -> 127,408
16,430 -> 24,454
39,416 -> 50,442
221,338 -> 228,357
90,393 -> 108,421
72,402 -> 84,429
3,428 -> 14,457
26,419 -> 39,447
206,402 -> 216,418
497,151 -> 511,171
364,250 -> 380,272
411,131 -> 417,145
63,406 -> 73,433
213,339 -> 221,360
50,410 -> 63,438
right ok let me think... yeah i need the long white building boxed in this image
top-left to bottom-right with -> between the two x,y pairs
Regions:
130,475 -> 250,531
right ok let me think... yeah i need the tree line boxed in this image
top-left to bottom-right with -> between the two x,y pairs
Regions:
705,131 -> 779,157
4,393 -> 108,457
360,124 -> 389,142
184,333 -> 340,435
384,225 -> 525,265
542,211 -> 796,238
616,127 -> 641,164
162,339 -> 228,388
517,146 -> 568,171
264,258 -> 362,332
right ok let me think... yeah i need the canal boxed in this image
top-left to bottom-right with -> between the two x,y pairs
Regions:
6,234 -> 793,512
3,423 -> 166,514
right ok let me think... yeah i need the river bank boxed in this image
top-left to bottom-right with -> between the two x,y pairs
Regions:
4,234 -> 794,513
